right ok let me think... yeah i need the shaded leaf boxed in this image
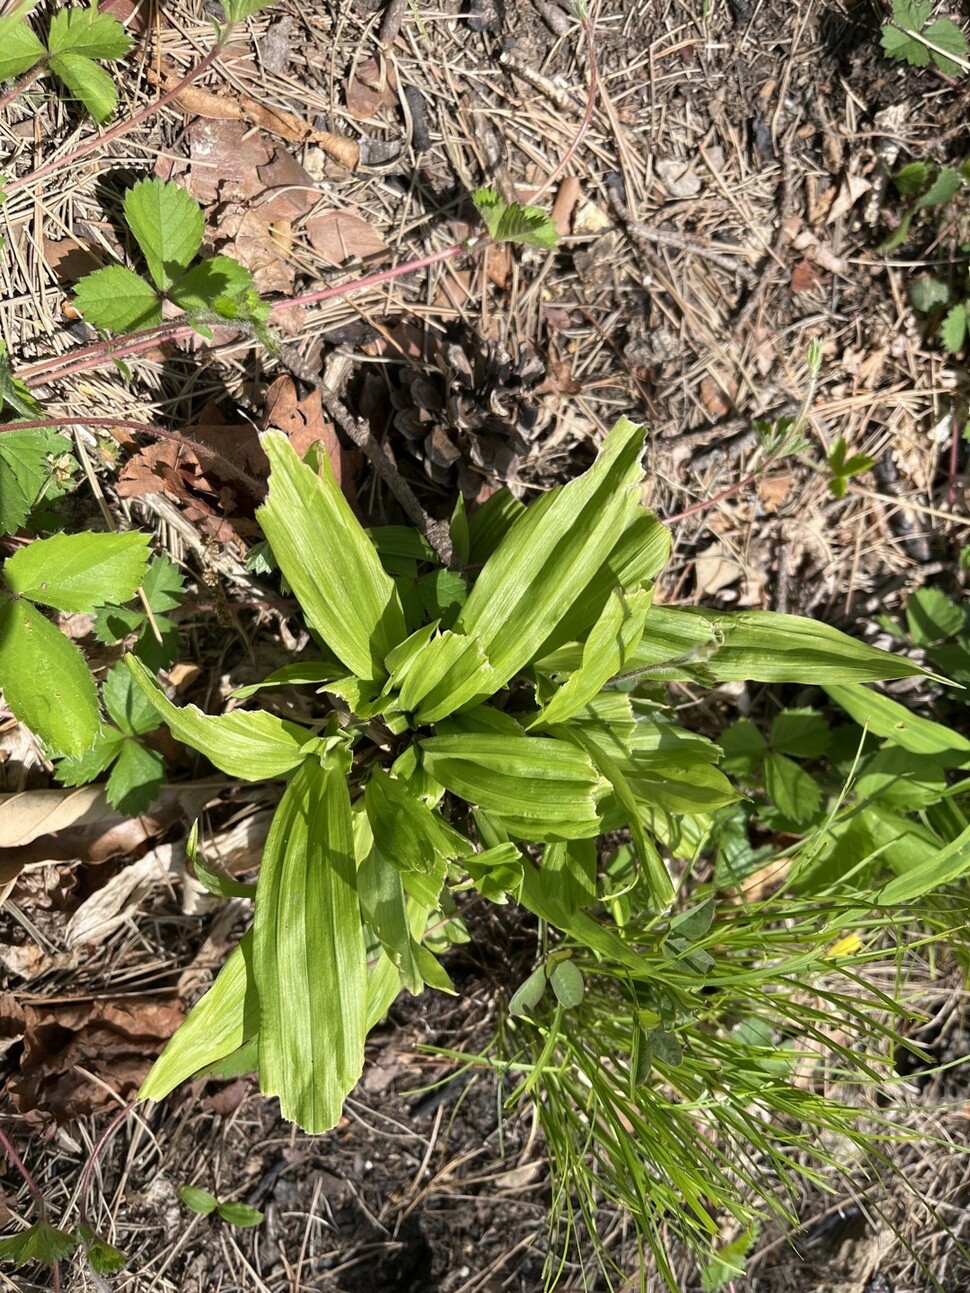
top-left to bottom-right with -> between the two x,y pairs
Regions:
0,1220 -> 77,1268
48,52 -> 118,123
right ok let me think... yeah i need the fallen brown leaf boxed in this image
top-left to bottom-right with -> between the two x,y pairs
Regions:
306,208 -> 389,267
346,57 -> 398,121
10,997 -> 185,1120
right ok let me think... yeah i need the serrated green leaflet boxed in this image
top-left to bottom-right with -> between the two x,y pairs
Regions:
168,255 -> 258,316
0,429 -> 67,534
48,52 -> 118,124
74,265 -> 161,332
124,178 -> 205,291
255,751 -> 368,1133
0,597 -> 99,755
126,654 -> 317,779
0,19 -> 44,81
0,1220 -> 77,1268
2,530 -> 150,612
257,432 -> 406,682
141,932 -> 259,1100
46,8 -> 132,59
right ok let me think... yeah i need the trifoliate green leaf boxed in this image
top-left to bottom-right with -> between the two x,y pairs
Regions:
472,187 -> 559,248
74,265 -> 161,333
103,662 -> 162,735
909,276 -> 951,311
54,727 -> 124,786
924,17 -> 969,75
0,597 -> 100,755
124,179 -> 205,290
0,429 -> 65,535
48,53 -> 119,124
2,530 -> 150,613
46,8 -> 132,60
83,1235 -> 127,1276
169,255 -> 257,317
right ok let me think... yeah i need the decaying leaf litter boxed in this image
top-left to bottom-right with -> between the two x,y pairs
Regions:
1,0 -> 969,1289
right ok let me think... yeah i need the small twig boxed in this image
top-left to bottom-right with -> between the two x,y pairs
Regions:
277,344 -> 455,569
605,184 -> 757,285
379,0 -> 409,45
530,7 -> 599,202
78,1102 -> 135,1235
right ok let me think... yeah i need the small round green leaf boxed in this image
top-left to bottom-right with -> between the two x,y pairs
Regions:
178,1185 -> 218,1216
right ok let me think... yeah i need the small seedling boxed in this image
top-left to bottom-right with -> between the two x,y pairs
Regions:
178,1186 -> 265,1228
74,178 -> 272,342
826,436 -> 875,498
879,160 -> 966,254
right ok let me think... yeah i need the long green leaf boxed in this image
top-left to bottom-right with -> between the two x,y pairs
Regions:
454,417 -> 648,691
140,932 -> 259,1101
420,732 -> 608,841
257,433 -> 406,682
599,605 -> 929,684
126,655 -> 316,779
255,750 -> 368,1132
534,587 -> 653,728
877,821 -> 970,905
0,597 -> 99,755
826,683 -> 970,766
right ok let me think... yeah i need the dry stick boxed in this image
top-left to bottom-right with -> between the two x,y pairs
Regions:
606,184 -> 758,286
276,344 -> 456,569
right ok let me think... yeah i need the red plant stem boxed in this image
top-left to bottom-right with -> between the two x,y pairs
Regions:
276,242 -> 469,314
531,10 -> 598,201
20,242 -> 472,386
19,321 -> 196,383
78,1102 -> 134,1232
0,1125 -> 45,1214
5,43 -> 221,197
